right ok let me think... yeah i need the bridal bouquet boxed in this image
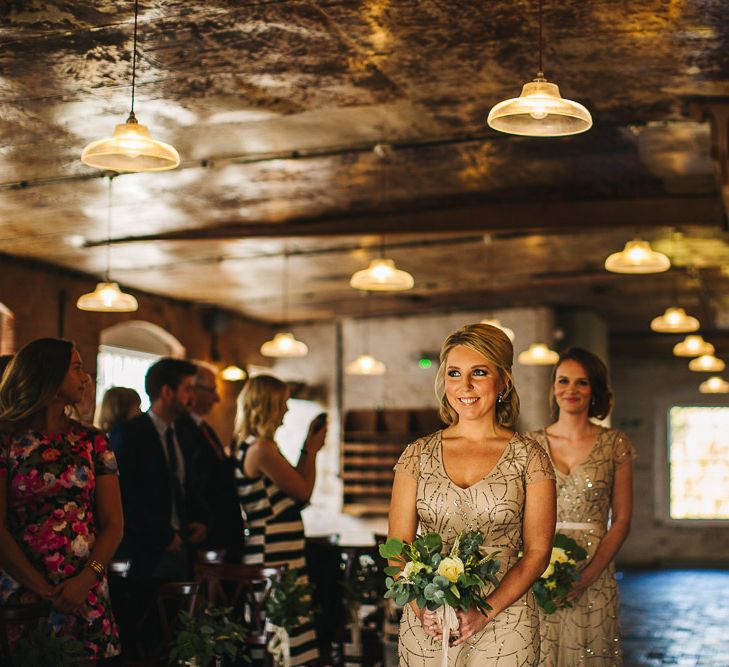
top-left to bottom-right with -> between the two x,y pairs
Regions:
379,530 -> 500,653
532,533 -> 588,614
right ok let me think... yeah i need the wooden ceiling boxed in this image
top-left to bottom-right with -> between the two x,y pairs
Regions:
2,0 -> 729,335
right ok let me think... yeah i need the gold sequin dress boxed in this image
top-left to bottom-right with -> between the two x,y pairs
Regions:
525,428 -> 636,667
393,430 -> 555,667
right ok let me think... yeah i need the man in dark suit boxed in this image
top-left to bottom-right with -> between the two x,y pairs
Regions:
176,363 -> 244,562
111,357 -> 208,580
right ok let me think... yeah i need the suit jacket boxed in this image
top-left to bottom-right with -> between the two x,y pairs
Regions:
110,412 -> 208,577
175,413 -> 244,562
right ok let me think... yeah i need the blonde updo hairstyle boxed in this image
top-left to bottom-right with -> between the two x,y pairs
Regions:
234,374 -> 289,447
435,323 -> 520,429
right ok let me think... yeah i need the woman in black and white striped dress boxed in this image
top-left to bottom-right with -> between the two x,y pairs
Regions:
233,374 -> 326,666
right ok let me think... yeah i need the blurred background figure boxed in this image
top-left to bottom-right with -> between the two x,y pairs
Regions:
0,338 -> 123,661
0,354 -> 13,379
98,386 -> 142,434
233,374 -> 327,666
176,364 -> 244,562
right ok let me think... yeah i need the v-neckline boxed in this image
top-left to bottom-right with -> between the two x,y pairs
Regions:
438,429 -> 515,490
542,426 -> 603,476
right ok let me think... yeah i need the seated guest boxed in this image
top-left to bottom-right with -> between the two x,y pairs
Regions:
176,364 -> 244,562
110,358 -> 208,580
0,338 -> 123,660
98,386 -> 142,434
233,375 -> 327,665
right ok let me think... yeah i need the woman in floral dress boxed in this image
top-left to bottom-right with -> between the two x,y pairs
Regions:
389,323 -> 557,666
526,347 -> 635,666
0,338 -> 123,660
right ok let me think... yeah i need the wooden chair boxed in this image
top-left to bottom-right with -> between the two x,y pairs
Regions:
132,580 -> 201,665
194,562 -> 281,647
0,603 -> 50,660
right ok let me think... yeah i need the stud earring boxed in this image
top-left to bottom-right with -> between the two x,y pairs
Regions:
497,392 -> 503,403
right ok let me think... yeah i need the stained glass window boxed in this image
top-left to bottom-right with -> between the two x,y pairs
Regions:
668,406 -> 729,520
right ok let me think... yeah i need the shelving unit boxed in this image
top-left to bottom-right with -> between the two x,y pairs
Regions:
342,408 -> 442,515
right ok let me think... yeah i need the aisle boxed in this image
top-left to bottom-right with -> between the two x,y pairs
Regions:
620,569 -> 729,667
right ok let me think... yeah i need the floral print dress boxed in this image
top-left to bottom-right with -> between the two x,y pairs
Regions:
0,420 -> 121,658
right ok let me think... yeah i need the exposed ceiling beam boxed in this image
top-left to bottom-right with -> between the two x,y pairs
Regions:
92,195 -> 724,246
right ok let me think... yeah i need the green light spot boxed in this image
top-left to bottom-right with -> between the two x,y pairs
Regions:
418,358 -> 433,369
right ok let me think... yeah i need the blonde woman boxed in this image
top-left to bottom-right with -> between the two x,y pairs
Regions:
388,323 -> 556,666
233,375 -> 326,666
526,348 -> 635,666
97,386 -> 142,433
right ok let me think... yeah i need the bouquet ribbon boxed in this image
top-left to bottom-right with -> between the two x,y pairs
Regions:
435,605 -> 459,667
266,623 -> 291,667
348,603 -> 362,656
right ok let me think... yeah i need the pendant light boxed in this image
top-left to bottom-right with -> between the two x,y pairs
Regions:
673,335 -> 715,358
220,365 -> 247,381
604,239 -> 671,274
260,253 -> 308,358
699,376 -> 729,393
487,0 -> 591,137
688,355 -> 725,372
518,342 -> 559,366
81,0 -> 179,172
77,177 -> 138,313
650,307 -> 700,333
350,256 -> 414,291
346,297 -> 386,375
480,319 -> 515,342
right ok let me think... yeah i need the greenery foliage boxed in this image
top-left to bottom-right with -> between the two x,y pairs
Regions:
379,530 -> 500,616
532,533 -> 588,614
264,568 -> 315,631
11,621 -> 87,667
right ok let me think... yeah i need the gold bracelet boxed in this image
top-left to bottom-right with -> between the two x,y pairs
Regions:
87,559 -> 105,579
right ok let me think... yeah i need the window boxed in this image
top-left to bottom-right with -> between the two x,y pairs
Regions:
668,406 -> 729,520
96,345 -> 160,413
0,302 -> 15,355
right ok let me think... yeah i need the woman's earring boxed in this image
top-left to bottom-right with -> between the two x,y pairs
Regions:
497,392 -> 503,404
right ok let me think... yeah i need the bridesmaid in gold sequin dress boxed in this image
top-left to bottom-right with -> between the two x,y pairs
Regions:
526,348 -> 635,667
388,323 -> 556,666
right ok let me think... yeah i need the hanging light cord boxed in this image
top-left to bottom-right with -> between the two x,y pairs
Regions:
105,176 -> 113,282
282,251 -> 289,324
537,0 -> 544,77
129,0 -> 139,120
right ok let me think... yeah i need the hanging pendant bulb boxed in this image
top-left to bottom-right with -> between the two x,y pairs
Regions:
81,0 -> 179,172
673,335 -> 715,358
688,355 -> 725,372
518,343 -> 559,365
77,177 -> 138,313
604,239 -> 671,274
480,319 -> 515,342
350,258 -> 414,292
650,307 -> 700,333
487,1 -> 591,137
260,332 -> 309,358
345,354 -> 386,376
220,365 -> 247,381
699,376 -> 729,393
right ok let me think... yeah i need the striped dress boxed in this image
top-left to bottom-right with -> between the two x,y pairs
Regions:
235,437 -> 319,666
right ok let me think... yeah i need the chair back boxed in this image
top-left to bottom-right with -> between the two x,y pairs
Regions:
0,603 -> 50,660
194,562 -> 281,645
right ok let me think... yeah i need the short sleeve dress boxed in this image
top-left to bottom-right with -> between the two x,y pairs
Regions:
0,420 -> 121,659
525,427 -> 636,667
394,430 -> 555,667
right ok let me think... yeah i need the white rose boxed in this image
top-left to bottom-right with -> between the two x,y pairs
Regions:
403,561 -> 415,579
551,547 -> 569,564
541,562 -> 555,578
437,556 -> 464,583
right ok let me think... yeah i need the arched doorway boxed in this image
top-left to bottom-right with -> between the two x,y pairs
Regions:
96,320 -> 185,413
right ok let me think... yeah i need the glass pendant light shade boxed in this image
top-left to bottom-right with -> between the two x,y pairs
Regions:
260,332 -> 308,358
350,258 -> 414,291
81,113 -> 180,172
688,355 -> 725,372
487,75 -> 592,137
480,319 -> 515,342
220,365 -> 247,381
673,335 -> 715,358
345,354 -> 386,376
699,376 -> 729,393
650,307 -> 700,333
604,239 -> 671,274
77,282 -> 138,312
518,342 -> 559,366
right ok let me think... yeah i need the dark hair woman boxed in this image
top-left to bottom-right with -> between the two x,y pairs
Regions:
526,347 -> 635,666
97,386 -> 142,433
0,338 -> 123,660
